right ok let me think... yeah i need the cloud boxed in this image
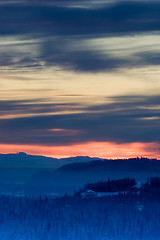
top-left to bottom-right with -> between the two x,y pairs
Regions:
0,95 -> 160,145
0,1 -> 160,72
1,34 -> 160,73
39,37 -> 130,72
0,99 -> 81,117
1,1 -> 160,36
134,51 -> 160,66
0,0 -> 142,8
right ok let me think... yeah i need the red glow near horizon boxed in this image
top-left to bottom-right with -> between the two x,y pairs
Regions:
0,141 -> 159,159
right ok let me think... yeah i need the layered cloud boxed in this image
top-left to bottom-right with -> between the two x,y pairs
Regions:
0,95 -> 160,146
1,1 -> 160,36
0,1 -> 160,72
1,34 -> 160,73
1,0 -> 160,158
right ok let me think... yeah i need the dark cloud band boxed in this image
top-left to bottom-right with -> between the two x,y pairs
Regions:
0,95 -> 160,145
0,1 -> 160,72
0,2 -> 160,36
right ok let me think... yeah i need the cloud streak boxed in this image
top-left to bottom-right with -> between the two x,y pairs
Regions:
1,34 -> 160,73
0,1 -> 160,72
0,95 -> 160,145
1,2 -> 160,36
1,0 -> 160,157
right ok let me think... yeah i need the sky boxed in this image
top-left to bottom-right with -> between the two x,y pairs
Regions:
1,0 -> 160,159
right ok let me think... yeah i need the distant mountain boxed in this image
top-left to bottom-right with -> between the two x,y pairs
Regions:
0,152 -> 57,168
31,157 -> 160,195
60,156 -> 101,163
0,152 -> 97,184
0,154 -> 160,196
58,157 -> 160,173
0,152 -> 96,169
56,157 -> 160,185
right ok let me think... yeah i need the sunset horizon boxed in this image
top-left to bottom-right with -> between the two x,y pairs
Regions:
1,1 -> 160,237
0,141 -> 160,160
1,1 -> 160,161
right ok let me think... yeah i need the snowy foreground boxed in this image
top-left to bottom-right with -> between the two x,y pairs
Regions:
0,178 -> 160,240
0,194 -> 159,240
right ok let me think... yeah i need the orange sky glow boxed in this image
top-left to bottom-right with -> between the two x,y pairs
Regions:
0,142 -> 159,159
1,3 -> 160,161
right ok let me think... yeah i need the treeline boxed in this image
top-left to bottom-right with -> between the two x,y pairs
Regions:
0,178 -> 160,239
0,191 -> 160,239
141,177 -> 160,199
75,177 -> 160,199
76,178 -> 136,194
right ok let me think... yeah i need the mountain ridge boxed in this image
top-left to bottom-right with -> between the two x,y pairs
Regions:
0,152 -> 158,169
0,152 -> 102,169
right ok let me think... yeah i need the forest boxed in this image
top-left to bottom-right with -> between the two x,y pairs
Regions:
0,177 -> 160,239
